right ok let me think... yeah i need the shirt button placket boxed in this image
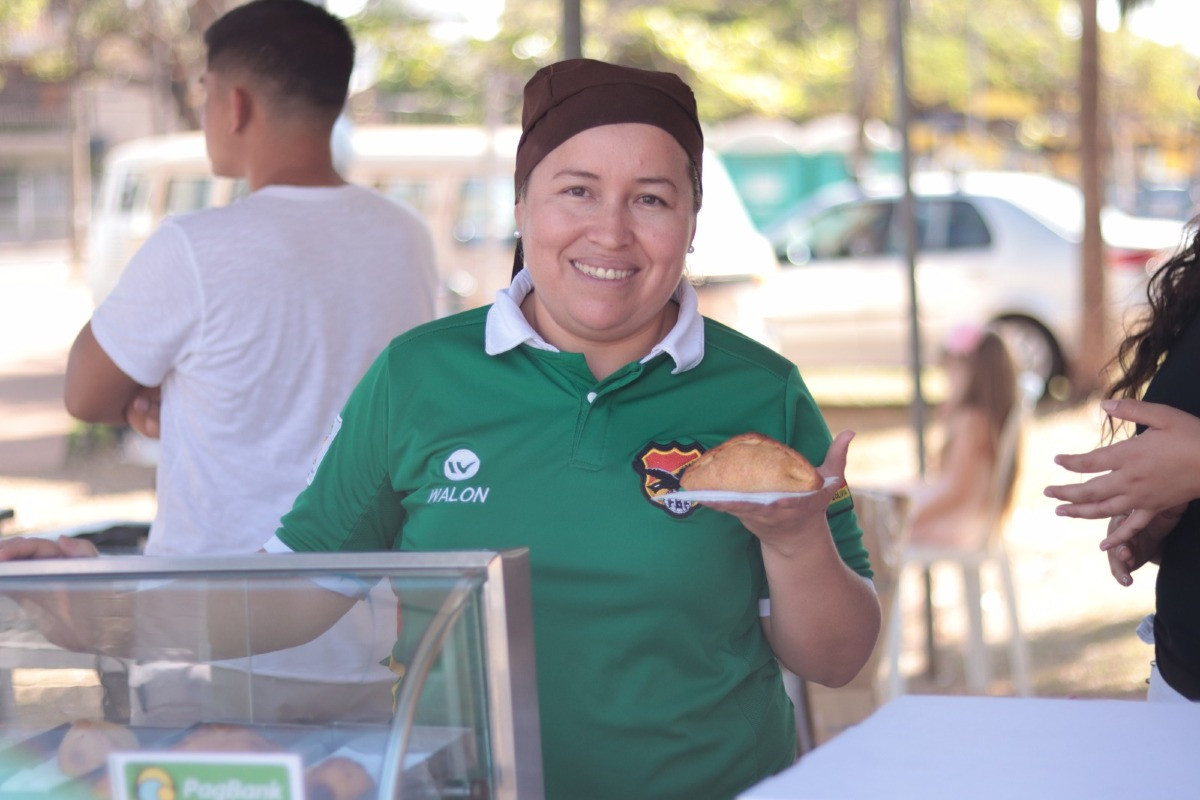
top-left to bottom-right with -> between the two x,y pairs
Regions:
572,389 -> 607,467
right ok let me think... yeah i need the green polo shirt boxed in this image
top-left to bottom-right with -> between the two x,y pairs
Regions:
277,292 -> 871,800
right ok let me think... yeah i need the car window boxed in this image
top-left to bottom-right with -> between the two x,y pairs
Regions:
454,177 -> 516,244
1136,187 -> 1196,221
118,172 -> 150,213
163,177 -> 212,216
786,200 -> 893,263
901,198 -> 938,251
377,179 -> 432,215
887,198 -> 991,253
944,200 -> 991,248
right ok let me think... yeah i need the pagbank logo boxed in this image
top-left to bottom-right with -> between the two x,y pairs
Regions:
136,774 -> 286,800
134,766 -> 175,800
430,448 -> 490,504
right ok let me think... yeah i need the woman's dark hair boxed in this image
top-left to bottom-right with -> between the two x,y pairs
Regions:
1105,223 -> 1200,436
204,0 -> 354,119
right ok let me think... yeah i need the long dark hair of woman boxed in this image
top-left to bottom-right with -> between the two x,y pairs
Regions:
1105,222 -> 1200,439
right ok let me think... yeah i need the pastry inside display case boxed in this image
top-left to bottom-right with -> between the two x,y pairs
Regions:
0,550 -> 541,800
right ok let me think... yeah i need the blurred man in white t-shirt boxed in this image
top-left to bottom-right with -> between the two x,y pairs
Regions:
63,0 -> 437,724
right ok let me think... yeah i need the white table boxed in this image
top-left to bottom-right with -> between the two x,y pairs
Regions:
739,694 -> 1200,799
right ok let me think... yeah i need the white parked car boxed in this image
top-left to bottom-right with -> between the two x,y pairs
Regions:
732,171 -> 1187,392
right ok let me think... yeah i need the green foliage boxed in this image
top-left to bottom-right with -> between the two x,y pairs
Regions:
2,0 -> 216,128
3,0 -> 1198,137
347,4 -> 514,122
0,0 -> 44,32
25,47 -> 76,81
1106,31 -> 1200,137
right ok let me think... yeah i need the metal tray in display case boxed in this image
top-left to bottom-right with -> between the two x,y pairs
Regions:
0,549 -> 543,799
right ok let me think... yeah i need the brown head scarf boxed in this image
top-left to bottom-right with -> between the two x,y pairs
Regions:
511,58 -> 704,278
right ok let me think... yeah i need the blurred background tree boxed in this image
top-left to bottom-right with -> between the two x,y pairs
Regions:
5,0 -> 1197,149
2,0 -> 1198,296
1,0 -> 223,129
1074,0 -> 1158,396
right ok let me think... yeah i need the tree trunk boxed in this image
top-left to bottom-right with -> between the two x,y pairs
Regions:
68,76 -> 90,278
67,0 -> 92,278
1077,0 -> 1108,397
849,0 -> 868,181
562,0 -> 582,59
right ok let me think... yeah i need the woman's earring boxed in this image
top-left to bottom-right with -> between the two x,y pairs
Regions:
687,244 -> 695,254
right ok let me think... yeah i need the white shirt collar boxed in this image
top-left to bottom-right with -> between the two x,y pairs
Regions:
484,269 -> 705,374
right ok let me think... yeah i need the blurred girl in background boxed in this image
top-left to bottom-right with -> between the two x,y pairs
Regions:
907,325 -> 1020,548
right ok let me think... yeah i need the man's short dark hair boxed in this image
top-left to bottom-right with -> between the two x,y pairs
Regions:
204,0 -> 354,117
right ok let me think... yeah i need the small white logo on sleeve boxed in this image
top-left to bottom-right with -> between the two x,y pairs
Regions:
307,415 -> 343,485
443,449 -> 480,481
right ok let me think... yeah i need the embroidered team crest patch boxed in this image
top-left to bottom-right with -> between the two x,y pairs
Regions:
633,441 -> 704,518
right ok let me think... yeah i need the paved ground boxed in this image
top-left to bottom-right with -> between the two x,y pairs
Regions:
0,243 -> 1159,704
0,244 -> 156,536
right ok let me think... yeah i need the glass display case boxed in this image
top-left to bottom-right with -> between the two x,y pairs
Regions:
0,549 -> 542,799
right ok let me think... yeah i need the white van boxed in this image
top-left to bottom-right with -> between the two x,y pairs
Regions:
88,124 -> 778,317
88,133 -> 241,305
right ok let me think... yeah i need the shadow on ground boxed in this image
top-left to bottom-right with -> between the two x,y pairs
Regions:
904,613 -> 1151,701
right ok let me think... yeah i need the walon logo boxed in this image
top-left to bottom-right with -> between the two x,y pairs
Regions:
430,448 -> 490,504
443,448 -> 481,481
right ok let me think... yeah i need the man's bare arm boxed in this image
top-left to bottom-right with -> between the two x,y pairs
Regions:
64,321 -> 144,426
0,538 -> 358,661
12,573 -> 357,662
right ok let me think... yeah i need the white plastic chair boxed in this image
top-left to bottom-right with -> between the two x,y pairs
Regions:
883,376 -> 1040,698
801,487 -> 909,746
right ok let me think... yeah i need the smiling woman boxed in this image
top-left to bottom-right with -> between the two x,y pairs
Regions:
266,57 -> 881,800
506,59 -> 704,381
514,123 -> 697,379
